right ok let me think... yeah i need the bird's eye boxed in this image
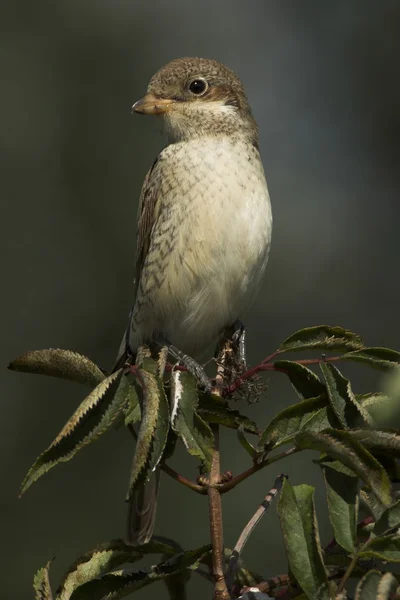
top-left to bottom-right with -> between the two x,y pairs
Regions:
188,79 -> 208,96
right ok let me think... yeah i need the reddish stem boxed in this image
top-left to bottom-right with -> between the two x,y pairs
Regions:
224,355 -> 342,396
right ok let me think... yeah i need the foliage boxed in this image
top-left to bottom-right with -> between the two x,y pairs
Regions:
9,325 -> 400,599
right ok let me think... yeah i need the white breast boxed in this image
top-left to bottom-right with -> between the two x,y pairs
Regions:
133,136 -> 272,357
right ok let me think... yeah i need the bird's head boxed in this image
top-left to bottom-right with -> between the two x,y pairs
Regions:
132,57 -> 258,145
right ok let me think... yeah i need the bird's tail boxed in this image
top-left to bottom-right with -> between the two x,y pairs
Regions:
126,468 -> 160,545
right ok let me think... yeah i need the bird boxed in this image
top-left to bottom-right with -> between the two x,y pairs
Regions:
116,57 -> 272,545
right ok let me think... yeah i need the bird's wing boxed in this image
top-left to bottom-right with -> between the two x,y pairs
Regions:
113,155 -> 163,371
134,155 -> 163,290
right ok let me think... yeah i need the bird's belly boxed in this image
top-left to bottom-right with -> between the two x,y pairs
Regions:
133,139 -> 272,357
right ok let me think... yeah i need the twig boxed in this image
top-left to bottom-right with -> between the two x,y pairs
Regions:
240,574 -> 290,596
224,355 -> 342,396
336,552 -> 359,593
126,425 -> 206,494
218,447 -> 301,494
208,424 -> 229,599
161,463 -> 206,494
208,339 -> 232,600
227,474 -> 287,592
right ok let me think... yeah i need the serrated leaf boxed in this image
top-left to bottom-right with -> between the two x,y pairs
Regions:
274,360 -> 326,399
277,481 -> 330,600
355,570 -> 398,600
21,370 -> 130,495
259,395 -> 330,450
237,425 -> 260,459
126,365 -> 170,498
69,544 -> 211,600
170,370 -> 213,471
122,377 -> 141,427
359,534 -> 400,563
278,326 -> 363,353
9,349 -> 105,387
358,393 -> 391,421
320,362 -> 373,428
321,462 -> 359,552
56,539 -> 176,600
374,499 -> 400,537
343,347 -> 400,371
34,561 -> 53,600
351,429 -> 400,457
360,489 -> 386,522
295,429 -> 392,506
300,405 -> 342,435
197,394 -> 259,434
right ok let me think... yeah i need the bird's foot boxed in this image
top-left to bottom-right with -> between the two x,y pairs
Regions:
232,319 -> 248,373
167,343 -> 213,393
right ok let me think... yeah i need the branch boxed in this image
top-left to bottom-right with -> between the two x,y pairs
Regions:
207,339 -> 232,600
224,355 -> 342,396
218,447 -> 301,494
226,474 -> 287,593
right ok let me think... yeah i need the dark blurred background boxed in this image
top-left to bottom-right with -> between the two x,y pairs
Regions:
3,1 -> 400,597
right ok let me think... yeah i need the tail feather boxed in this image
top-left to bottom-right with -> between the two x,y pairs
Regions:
126,469 -> 160,545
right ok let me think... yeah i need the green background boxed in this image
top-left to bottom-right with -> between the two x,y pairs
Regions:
3,1 -> 400,598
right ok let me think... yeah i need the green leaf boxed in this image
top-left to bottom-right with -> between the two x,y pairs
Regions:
359,534 -> 400,563
295,429 -> 392,506
277,481 -> 330,600
34,561 -> 53,600
70,545 -> 211,600
122,377 -> 141,427
374,499 -> 400,537
358,393 -> 391,421
197,394 -> 258,434
343,347 -> 400,371
56,539 -> 176,600
126,365 -> 170,498
300,405 -> 342,435
9,349 -> 106,387
320,362 -> 373,428
273,360 -> 326,399
278,325 -> 363,353
355,570 -> 398,600
351,429 -> 400,457
359,489 -> 386,522
259,395 -> 330,450
321,462 -> 359,552
21,370 -> 130,495
170,370 -> 214,471
237,425 -> 260,459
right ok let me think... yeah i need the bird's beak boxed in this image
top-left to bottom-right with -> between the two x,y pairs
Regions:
132,93 -> 175,115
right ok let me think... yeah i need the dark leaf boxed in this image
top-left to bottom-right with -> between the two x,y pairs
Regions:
9,349 -> 105,387
126,364 -> 170,498
273,360 -> 326,399
374,499 -> 400,537
170,370 -> 214,471
359,489 -> 386,522
197,394 -> 259,434
359,534 -> 400,563
278,326 -> 363,353
321,462 -> 359,552
34,561 -> 53,600
277,480 -> 330,600
354,570 -> 398,600
259,395 -> 330,450
56,539 -> 176,600
70,545 -> 211,600
237,425 -> 260,459
343,347 -> 400,371
295,430 -> 392,507
320,362 -> 373,428
21,370 -> 130,495
351,429 -> 400,457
